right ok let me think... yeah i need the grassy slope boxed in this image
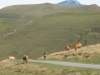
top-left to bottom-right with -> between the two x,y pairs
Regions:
0,59 -> 100,75
42,44 -> 100,64
0,4 -> 100,60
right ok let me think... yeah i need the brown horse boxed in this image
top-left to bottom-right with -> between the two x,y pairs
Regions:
23,55 -> 28,63
65,45 -> 71,51
75,43 -> 82,51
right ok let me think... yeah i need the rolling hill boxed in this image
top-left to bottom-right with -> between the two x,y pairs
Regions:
0,3 -> 100,60
0,3 -> 100,20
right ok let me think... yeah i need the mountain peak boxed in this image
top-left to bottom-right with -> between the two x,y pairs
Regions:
57,0 -> 83,6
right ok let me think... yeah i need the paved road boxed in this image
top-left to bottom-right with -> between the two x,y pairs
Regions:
29,59 -> 100,70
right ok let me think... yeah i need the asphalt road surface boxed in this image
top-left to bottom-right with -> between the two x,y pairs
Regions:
29,59 -> 100,70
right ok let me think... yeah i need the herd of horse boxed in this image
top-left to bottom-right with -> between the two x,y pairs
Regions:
65,43 -> 82,51
8,43 -> 82,63
8,55 -> 28,63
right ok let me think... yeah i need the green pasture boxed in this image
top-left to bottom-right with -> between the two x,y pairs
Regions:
0,60 -> 100,75
0,4 -> 100,60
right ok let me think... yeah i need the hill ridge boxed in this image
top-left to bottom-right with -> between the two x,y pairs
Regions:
0,4 -> 100,20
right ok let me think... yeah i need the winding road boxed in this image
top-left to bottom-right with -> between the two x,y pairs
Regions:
29,59 -> 100,70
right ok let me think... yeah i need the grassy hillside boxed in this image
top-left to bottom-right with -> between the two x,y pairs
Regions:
1,43 -> 100,74
42,44 -> 100,64
0,4 -> 100,60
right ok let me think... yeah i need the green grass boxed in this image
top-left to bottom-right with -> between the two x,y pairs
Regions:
0,59 -> 100,75
0,4 -> 100,75
0,12 -> 100,60
0,4 -> 100,60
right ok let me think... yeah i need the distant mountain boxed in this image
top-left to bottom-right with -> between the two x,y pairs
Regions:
57,0 -> 83,6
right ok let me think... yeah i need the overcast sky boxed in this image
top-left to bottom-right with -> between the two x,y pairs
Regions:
0,0 -> 100,9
